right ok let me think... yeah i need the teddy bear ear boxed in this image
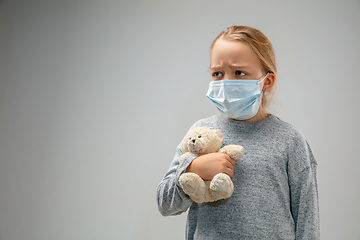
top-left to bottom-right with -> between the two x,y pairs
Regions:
181,135 -> 190,153
214,129 -> 224,142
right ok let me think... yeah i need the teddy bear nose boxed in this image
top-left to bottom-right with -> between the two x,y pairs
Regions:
192,139 -> 196,143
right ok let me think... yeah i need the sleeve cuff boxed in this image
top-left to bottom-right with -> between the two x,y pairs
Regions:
175,155 -> 196,188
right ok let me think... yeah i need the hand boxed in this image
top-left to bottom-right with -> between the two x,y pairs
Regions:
186,153 -> 236,181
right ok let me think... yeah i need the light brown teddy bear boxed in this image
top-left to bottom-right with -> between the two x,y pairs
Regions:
178,127 -> 244,203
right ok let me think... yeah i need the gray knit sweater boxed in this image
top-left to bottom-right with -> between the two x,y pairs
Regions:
157,114 -> 320,240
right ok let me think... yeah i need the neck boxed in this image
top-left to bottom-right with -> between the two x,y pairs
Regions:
230,107 -> 269,122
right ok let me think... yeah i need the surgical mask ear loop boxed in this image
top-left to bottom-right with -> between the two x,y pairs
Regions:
259,72 -> 269,93
259,72 -> 269,84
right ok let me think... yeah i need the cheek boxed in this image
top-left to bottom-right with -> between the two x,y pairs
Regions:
195,140 -> 206,149
200,139 -> 216,152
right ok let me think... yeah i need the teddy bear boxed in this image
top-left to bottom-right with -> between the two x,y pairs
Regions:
178,127 -> 244,203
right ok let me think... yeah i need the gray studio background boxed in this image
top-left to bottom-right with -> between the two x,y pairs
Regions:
1,0 -> 359,239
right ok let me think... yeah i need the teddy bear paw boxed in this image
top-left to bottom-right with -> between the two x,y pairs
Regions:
219,145 -> 244,160
210,173 -> 234,200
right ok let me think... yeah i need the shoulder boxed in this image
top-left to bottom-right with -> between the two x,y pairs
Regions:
189,114 -> 223,129
269,115 -> 317,168
266,115 -> 306,141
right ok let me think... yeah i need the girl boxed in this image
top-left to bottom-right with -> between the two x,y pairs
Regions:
157,26 -> 320,240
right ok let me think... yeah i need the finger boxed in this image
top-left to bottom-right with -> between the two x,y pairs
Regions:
223,168 -> 234,178
219,152 -> 234,163
227,157 -> 236,166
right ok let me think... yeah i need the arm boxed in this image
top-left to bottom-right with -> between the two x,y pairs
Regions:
157,145 -> 236,215
186,152 -> 236,180
288,140 -> 320,239
156,144 -> 195,216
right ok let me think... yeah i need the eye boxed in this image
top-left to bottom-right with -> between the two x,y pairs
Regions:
212,72 -> 223,78
198,135 -> 201,138
235,70 -> 246,77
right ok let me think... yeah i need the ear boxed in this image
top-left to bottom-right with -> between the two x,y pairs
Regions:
181,132 -> 191,153
262,72 -> 275,92
214,129 -> 224,143
181,137 -> 189,153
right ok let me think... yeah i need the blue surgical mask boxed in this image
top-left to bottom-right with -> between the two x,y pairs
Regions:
206,73 -> 268,120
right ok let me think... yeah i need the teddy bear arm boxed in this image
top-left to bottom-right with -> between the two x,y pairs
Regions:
219,145 -> 244,160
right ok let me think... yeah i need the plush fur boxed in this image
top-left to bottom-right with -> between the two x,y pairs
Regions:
178,127 -> 244,203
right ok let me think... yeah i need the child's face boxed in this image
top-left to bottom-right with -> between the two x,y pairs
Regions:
210,38 -> 266,82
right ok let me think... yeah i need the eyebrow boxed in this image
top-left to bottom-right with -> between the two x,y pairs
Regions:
210,65 -> 222,70
210,64 -> 250,70
229,64 -> 250,69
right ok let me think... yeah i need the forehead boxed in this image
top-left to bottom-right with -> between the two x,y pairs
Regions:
188,129 -> 209,136
210,38 -> 261,68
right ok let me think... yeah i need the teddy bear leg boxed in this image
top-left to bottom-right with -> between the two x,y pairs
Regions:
179,173 -> 206,203
210,173 -> 234,200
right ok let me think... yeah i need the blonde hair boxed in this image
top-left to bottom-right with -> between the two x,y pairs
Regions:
211,26 -> 277,109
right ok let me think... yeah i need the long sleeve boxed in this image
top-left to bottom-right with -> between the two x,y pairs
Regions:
288,138 -> 320,239
156,144 -> 195,216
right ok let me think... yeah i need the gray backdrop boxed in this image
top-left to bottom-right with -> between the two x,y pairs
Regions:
0,0 -> 359,239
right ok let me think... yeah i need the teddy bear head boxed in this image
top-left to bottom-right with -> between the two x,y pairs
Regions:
181,127 -> 224,155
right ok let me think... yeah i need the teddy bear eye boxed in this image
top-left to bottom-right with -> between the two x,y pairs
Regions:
198,135 -> 201,138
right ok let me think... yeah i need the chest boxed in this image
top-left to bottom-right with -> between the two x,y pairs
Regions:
222,131 -> 289,188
